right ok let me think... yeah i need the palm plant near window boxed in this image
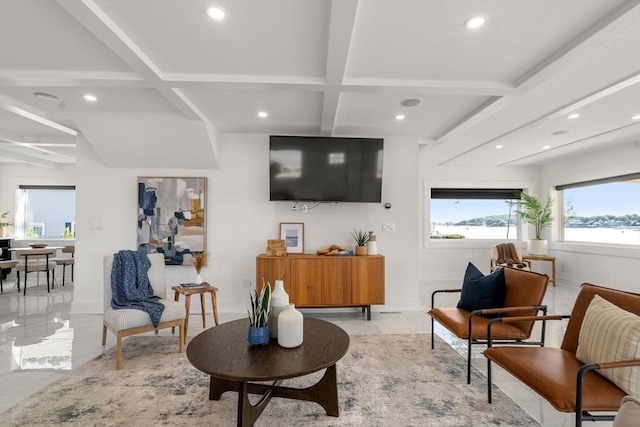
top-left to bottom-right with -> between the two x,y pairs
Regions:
515,192 -> 554,239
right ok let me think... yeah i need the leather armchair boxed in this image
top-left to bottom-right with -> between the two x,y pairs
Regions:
485,283 -> 640,426
429,267 -> 549,384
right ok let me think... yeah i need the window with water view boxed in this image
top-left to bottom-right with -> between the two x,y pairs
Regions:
430,189 -> 521,240
559,174 -> 640,245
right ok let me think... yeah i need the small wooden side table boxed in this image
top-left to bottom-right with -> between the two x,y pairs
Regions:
172,283 -> 220,344
522,255 -> 556,286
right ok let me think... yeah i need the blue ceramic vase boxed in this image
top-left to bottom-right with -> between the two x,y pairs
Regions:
248,326 -> 270,346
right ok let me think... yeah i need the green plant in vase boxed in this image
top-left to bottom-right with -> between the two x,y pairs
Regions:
1,211 -> 14,237
515,191 -> 554,255
247,280 -> 272,346
350,229 -> 370,256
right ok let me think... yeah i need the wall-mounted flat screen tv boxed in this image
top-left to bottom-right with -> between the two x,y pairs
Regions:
270,135 -> 383,203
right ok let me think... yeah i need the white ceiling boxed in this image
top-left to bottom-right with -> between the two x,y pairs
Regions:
0,0 -> 639,169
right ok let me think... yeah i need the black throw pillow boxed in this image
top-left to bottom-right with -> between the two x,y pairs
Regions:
457,262 -> 506,314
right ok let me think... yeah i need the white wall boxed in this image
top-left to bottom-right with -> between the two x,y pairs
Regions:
540,141 -> 640,293
3,138 -> 637,313
416,141 -> 640,304
417,158 -> 540,305
72,133 -> 420,314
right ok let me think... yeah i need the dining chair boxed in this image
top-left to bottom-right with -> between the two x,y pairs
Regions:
52,245 -> 75,286
15,248 -> 57,295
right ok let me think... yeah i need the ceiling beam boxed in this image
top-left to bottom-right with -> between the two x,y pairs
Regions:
56,0 -> 203,121
0,103 -> 78,136
439,74 -> 640,165
433,1 -> 640,146
0,147 -> 58,168
320,0 -> 359,135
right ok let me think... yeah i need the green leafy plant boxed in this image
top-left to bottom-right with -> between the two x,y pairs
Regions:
515,192 -> 554,240
27,226 -> 39,238
1,211 -> 14,227
60,226 -> 74,238
248,280 -> 272,328
350,229 -> 370,247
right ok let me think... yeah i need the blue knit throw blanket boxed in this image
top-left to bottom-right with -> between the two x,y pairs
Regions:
111,250 -> 164,328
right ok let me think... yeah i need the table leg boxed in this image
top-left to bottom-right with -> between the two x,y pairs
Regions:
200,292 -> 206,328
184,295 -> 191,345
208,365 -> 340,419
551,259 -> 556,286
210,290 -> 219,326
172,290 -> 179,334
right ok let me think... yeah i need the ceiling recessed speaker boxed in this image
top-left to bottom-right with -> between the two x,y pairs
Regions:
401,99 -> 422,107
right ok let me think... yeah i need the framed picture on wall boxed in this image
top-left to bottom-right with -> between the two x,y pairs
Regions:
280,222 -> 304,254
137,177 -> 207,265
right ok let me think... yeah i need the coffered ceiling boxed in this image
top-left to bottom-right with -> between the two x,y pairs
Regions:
0,0 -> 638,169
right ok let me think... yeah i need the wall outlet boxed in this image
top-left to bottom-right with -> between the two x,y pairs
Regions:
561,263 -> 567,272
242,279 -> 251,288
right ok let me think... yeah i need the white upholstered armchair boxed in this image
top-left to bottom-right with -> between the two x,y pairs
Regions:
102,252 -> 185,369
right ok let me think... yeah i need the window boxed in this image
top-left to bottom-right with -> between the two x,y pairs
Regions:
430,188 -> 522,240
557,174 -> 640,245
17,186 -> 76,239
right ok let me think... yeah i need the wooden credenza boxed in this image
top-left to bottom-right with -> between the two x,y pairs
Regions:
256,254 -> 385,320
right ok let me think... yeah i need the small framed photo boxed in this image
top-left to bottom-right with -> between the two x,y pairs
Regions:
280,222 -> 304,254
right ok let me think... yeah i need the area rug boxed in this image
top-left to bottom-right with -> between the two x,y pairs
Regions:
2,334 -> 540,426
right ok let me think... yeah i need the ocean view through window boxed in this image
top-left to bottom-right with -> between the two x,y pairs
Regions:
558,174 -> 640,245
430,189 -> 521,240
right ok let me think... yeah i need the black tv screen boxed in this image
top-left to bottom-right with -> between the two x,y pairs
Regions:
270,135 -> 383,203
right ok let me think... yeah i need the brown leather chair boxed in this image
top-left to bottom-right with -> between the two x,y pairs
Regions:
484,283 -> 640,426
429,267 -> 549,384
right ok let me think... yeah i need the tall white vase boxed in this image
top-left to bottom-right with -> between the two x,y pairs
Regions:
278,304 -> 303,348
367,240 -> 378,255
194,273 -> 203,284
269,280 -> 289,339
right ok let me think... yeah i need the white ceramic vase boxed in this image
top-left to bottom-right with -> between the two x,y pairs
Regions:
367,240 -> 378,255
194,273 -> 203,284
278,303 -> 303,348
269,280 -> 289,339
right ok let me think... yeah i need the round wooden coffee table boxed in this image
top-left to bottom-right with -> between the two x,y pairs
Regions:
186,317 -> 349,427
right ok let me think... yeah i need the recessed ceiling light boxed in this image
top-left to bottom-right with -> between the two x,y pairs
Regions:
632,114 -> 640,120
465,16 -> 486,30
552,130 -> 569,136
257,111 -> 268,118
395,114 -> 405,121
207,7 -> 226,20
568,113 -> 580,119
401,98 -> 422,107
495,144 -> 504,149
34,92 -> 61,102
84,94 -> 97,102
542,145 -> 551,150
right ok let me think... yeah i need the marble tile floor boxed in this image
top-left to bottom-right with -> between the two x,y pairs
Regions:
0,279 -> 613,426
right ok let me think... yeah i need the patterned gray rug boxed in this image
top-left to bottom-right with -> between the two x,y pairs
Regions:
2,334 -> 540,426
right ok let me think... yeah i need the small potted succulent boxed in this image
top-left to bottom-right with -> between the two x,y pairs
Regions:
247,280 -> 272,346
350,229 -> 370,256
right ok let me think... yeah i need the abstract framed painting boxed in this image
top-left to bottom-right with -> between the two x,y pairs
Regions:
280,222 -> 304,254
137,177 -> 207,265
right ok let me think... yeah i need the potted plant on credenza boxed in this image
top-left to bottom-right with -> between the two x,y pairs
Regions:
515,192 -> 554,255
350,229 -> 370,256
